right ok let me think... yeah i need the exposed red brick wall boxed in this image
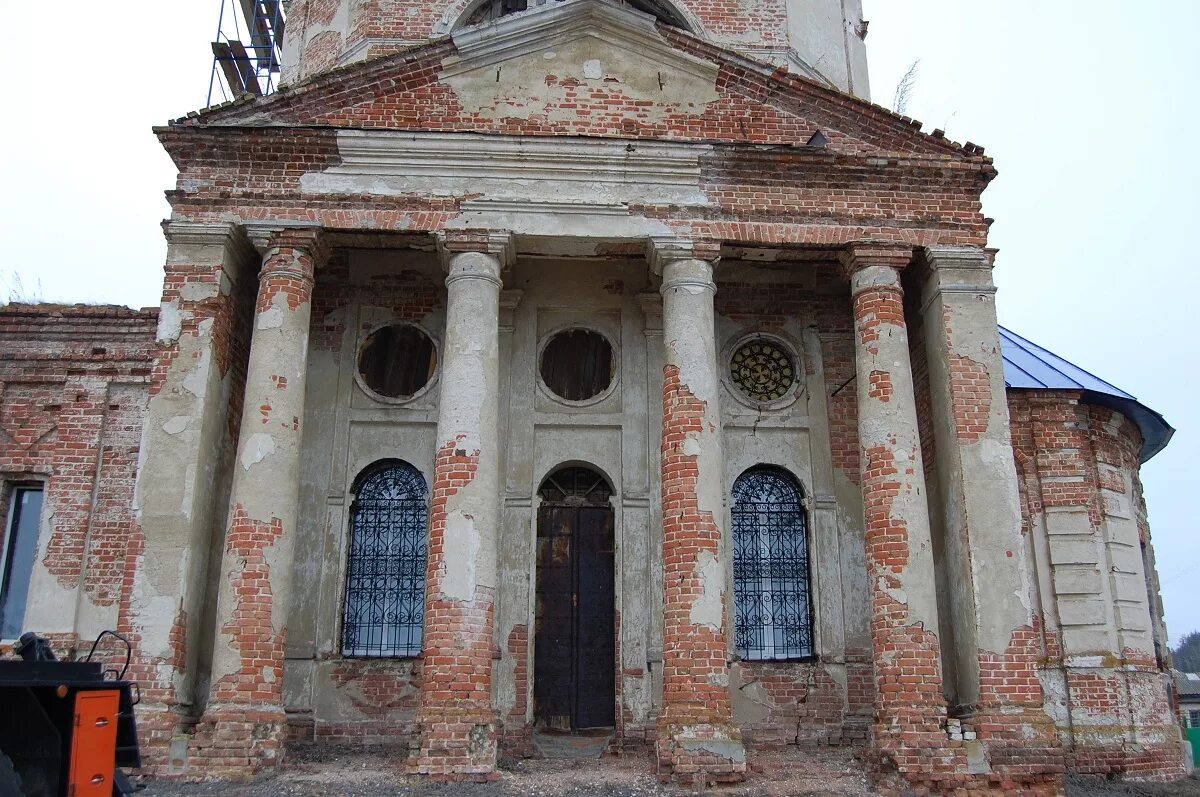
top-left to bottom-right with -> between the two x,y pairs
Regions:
298,659 -> 424,745
734,662 -> 846,747
414,435 -> 497,779
657,363 -> 744,784
658,365 -> 730,724
0,304 -> 156,654
209,506 -> 286,707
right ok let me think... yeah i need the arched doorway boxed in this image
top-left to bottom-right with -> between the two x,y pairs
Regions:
534,466 -> 615,731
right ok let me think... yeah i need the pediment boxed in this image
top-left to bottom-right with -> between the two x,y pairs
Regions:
440,0 -> 721,122
173,0 -> 980,162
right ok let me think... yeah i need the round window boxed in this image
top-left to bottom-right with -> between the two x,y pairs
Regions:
730,338 -> 796,403
357,324 -> 437,400
539,329 -> 615,402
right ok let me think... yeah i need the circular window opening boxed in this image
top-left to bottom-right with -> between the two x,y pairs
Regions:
730,338 -> 796,403
358,324 -> 437,400
540,329 -> 614,402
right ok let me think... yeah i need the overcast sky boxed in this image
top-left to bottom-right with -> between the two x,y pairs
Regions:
0,2 -> 1196,645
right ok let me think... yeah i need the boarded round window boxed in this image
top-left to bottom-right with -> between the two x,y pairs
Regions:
540,329 -> 614,402
358,325 -> 437,400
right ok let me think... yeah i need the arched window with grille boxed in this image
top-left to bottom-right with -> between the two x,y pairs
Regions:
341,461 -> 428,658
731,466 -> 814,661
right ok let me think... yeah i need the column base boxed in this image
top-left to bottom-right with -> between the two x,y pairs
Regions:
1065,742 -> 1188,782
410,707 -> 499,781
656,723 -> 747,786
867,732 -> 1067,796
185,706 -> 287,781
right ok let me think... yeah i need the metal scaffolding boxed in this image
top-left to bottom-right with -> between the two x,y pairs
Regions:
207,0 -> 286,107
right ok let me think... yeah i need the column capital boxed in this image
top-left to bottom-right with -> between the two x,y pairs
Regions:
920,246 -> 998,311
244,222 -> 325,256
923,245 -> 994,271
647,236 -> 721,277
159,221 -> 258,280
838,240 -> 914,279
256,228 -> 328,286
437,229 -> 515,273
161,220 -> 251,250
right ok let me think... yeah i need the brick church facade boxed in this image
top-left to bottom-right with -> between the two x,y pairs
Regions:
0,0 -> 1188,792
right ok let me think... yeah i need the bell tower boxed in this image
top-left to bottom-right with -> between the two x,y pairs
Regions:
278,0 -> 870,98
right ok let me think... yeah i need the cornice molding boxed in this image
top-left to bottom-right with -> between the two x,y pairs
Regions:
301,131 -> 711,207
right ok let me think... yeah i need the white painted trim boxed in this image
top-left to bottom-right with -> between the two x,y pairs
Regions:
302,131 -> 712,208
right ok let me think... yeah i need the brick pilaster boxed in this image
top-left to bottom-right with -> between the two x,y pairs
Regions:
921,247 -> 1061,779
411,230 -> 512,780
842,243 -> 950,780
121,222 -> 258,772
192,226 -> 325,780
649,238 -> 746,786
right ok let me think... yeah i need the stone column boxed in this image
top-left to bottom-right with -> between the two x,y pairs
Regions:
413,231 -> 512,780
921,247 -> 1052,748
649,238 -> 746,786
197,226 -> 324,779
841,242 -> 947,771
121,222 -> 257,771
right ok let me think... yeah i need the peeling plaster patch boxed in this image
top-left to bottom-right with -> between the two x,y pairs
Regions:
690,549 -> 723,629
979,437 -> 1009,465
441,510 -> 480,601
181,347 -> 212,398
730,673 -> 772,724
157,300 -> 183,344
240,433 -> 277,470
582,59 -> 602,79
257,304 -> 285,330
181,463 -> 196,520
677,736 -> 746,763
878,576 -> 907,606
180,281 -> 220,303
162,415 -> 190,435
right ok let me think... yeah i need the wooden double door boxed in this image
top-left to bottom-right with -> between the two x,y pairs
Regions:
534,468 -> 615,731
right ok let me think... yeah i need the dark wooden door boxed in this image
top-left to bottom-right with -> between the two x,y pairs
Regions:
534,497 -> 615,731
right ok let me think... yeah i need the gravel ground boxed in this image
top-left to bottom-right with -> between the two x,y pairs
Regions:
137,745 -> 874,797
1068,774 -> 1200,797
136,746 -> 1200,797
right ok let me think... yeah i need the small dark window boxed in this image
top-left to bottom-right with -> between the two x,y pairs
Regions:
463,0 -> 690,28
731,467 -> 814,661
357,324 -> 437,400
540,329 -> 614,402
342,462 -> 428,658
2,487 -> 44,639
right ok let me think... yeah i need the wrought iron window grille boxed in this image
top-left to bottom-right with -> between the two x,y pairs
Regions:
341,462 -> 428,659
731,467 -> 815,661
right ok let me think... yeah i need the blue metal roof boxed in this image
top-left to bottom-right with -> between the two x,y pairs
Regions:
999,326 -> 1173,463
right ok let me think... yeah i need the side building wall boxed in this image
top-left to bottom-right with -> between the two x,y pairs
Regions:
1009,391 -> 1183,780
0,304 -> 157,654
